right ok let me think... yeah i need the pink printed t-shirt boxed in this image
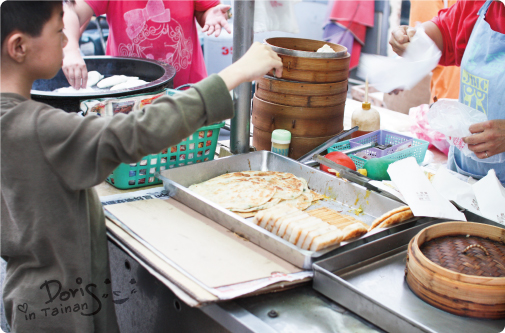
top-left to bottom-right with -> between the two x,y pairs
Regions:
86,0 -> 220,87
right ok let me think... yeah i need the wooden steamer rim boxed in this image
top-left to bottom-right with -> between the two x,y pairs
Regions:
265,37 -> 348,59
256,76 -> 348,96
251,95 -> 345,138
255,76 -> 348,107
265,37 -> 350,83
406,221 -> 505,319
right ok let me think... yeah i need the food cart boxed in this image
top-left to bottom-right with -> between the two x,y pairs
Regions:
24,2 -> 505,332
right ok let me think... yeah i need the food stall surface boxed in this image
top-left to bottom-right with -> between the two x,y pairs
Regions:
313,222 -> 505,333
93,98 -> 487,332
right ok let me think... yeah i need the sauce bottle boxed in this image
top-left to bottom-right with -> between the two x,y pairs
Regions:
351,78 -> 380,138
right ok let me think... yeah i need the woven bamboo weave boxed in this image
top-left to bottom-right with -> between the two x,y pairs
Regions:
420,235 -> 505,277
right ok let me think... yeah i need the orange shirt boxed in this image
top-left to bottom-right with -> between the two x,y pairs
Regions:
409,0 -> 460,103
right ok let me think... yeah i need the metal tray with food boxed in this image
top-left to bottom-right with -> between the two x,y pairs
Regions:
312,221 -> 505,333
157,151 -> 421,269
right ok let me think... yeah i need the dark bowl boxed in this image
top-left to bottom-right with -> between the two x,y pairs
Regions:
31,56 -> 176,112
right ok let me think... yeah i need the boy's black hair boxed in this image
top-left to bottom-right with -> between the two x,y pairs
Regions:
1,1 -> 65,47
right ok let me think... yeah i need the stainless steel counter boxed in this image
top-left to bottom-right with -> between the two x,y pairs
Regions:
108,237 -> 383,333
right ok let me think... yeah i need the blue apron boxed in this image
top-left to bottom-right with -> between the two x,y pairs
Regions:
448,0 -> 505,183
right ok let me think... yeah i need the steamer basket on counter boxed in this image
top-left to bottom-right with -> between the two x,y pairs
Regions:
252,37 -> 350,159
264,37 -> 350,83
405,222 -> 505,319
255,76 -> 347,107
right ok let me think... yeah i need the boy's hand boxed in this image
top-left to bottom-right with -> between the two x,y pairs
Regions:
201,4 -> 232,37
62,48 -> 88,89
219,42 -> 283,90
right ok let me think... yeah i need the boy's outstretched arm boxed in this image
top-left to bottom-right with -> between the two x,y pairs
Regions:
218,42 -> 283,91
62,0 -> 94,89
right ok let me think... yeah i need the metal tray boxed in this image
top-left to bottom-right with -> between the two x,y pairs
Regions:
313,221 -> 505,333
158,151 -> 421,269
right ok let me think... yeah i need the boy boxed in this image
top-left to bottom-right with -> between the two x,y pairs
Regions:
0,1 -> 282,332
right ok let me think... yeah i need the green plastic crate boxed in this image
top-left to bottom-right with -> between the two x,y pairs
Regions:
328,136 -> 429,170
106,121 -> 224,189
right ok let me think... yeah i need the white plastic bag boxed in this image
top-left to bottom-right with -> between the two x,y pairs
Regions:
357,25 -> 441,92
253,0 -> 300,34
427,99 -> 487,160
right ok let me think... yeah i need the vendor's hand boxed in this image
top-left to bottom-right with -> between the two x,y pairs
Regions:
389,88 -> 404,95
62,48 -> 88,89
389,25 -> 416,56
201,4 -> 232,37
218,42 -> 283,91
463,119 -> 505,159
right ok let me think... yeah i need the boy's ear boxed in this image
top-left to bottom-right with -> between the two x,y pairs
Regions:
4,32 -> 29,63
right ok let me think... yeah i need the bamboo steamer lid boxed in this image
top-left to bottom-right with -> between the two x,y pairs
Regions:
253,127 -> 342,160
256,76 -> 348,107
251,95 -> 344,138
405,222 -> 505,319
264,37 -> 350,83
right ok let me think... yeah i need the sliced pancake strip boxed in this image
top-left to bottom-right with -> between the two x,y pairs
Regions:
368,206 -> 410,231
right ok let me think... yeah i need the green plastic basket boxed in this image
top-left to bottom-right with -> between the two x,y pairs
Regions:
106,121 -> 224,189
328,136 -> 429,170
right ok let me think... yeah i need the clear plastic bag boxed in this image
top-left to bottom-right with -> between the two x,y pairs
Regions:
409,104 -> 450,155
427,99 -> 488,161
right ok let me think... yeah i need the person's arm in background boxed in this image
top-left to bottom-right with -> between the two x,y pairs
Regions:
194,2 -> 232,37
389,22 -> 443,56
389,1 -> 505,159
62,0 -> 94,89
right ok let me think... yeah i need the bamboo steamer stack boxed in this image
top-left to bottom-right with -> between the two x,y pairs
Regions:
406,222 -> 505,319
252,38 -> 350,159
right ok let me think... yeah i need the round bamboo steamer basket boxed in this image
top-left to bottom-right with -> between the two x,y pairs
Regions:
267,54 -> 350,83
255,76 -> 348,107
265,37 -> 350,83
251,95 -> 344,138
405,222 -> 505,319
253,127 -> 340,160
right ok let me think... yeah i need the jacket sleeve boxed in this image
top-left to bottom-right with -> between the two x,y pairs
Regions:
37,74 -> 233,190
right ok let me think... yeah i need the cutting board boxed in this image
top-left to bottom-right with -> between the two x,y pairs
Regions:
105,198 -> 302,289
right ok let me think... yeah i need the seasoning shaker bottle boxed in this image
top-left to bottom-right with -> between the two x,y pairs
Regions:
351,77 -> 380,138
271,129 -> 291,156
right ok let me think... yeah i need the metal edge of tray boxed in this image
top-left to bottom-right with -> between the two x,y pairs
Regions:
156,151 -> 412,269
313,220 -> 443,333
312,219 -> 505,333
159,174 -> 315,269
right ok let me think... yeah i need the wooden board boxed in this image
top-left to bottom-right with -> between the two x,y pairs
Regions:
105,199 -> 303,289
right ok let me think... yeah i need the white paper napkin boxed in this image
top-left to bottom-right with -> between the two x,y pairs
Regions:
387,157 -> 466,220
432,168 -> 480,215
472,169 -> 505,225
357,25 -> 441,93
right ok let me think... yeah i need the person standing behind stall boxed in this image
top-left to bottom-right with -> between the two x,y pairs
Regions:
1,1 -> 283,331
389,0 -> 505,183
409,0 -> 460,103
63,0 -> 232,89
